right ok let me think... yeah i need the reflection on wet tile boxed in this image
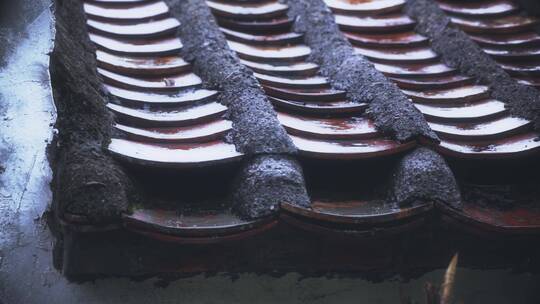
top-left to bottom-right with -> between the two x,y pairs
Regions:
290,135 -> 413,159
217,16 -> 294,33
469,31 -> 540,47
109,139 -> 242,167
450,15 -> 539,34
227,40 -> 311,62
415,99 -> 507,122
283,199 -> 432,225
207,0 -> 288,19
240,59 -> 319,77
354,46 -> 438,62
87,18 -> 180,38
429,116 -> 531,140
374,62 -> 455,77
107,102 -> 228,127
124,208 -> 267,236
96,50 -> 191,76
89,33 -> 183,55
221,27 -> 303,45
98,68 -> 202,91
254,72 -> 329,89
336,13 -> 415,32
437,0 -> 517,17
403,85 -> 490,103
115,119 -> 232,143
346,31 -> 428,47
390,74 -> 474,90
438,132 -> 540,158
277,112 -> 377,139
264,86 -> 346,102
106,85 -> 218,106
324,0 -> 405,15
83,1 -> 169,22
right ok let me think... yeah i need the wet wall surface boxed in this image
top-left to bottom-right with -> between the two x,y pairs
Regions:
0,3 -> 539,304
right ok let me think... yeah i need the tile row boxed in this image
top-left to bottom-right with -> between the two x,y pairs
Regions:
325,0 -> 540,158
437,0 -> 540,88
83,0 -> 242,168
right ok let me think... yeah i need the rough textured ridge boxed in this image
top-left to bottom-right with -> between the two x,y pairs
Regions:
389,148 -> 462,209
232,155 -> 310,219
405,0 -> 540,131
165,0 -> 308,219
165,0 -> 296,155
50,0 -> 136,223
285,0 -> 438,143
